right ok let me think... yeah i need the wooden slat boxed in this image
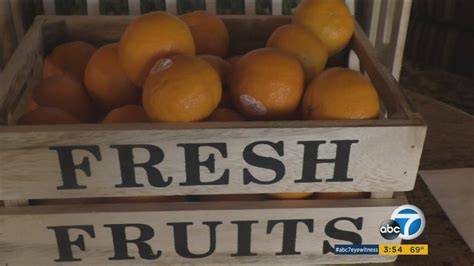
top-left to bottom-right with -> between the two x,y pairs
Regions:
244,0 -> 256,15
0,17 -> 44,124
42,0 -> 55,15
205,0 -> 216,14
9,0 -> 26,40
3,199 -> 28,206
128,0 -> 141,15
0,124 -> 425,200
369,0 -> 382,44
0,198 -> 404,265
165,0 -> 177,14
86,0 -> 100,15
391,0 -> 413,81
272,0 -> 282,15
381,0 -> 397,45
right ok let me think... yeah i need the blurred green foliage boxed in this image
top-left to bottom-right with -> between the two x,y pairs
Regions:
140,0 -> 166,13
100,0 -> 129,15
53,0 -> 301,15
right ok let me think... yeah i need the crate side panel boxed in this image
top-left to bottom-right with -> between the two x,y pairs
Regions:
0,203 -> 401,264
0,126 -> 426,200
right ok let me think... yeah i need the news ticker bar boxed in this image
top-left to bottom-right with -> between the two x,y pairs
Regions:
335,244 -> 429,255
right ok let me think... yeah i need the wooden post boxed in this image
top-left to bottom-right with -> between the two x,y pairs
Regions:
244,0 -> 256,15
9,0 -> 25,40
165,0 -> 177,15
128,0 -> 140,15
205,0 -> 217,14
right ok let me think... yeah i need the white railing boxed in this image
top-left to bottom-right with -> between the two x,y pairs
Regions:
42,0 -> 353,16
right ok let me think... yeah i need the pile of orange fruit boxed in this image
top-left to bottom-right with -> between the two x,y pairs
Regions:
18,0 -> 380,201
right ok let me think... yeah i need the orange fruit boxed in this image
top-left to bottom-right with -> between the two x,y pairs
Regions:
270,192 -> 314,200
199,194 -> 266,202
198,55 -> 231,83
206,108 -> 245,121
222,56 -> 244,108
231,48 -> 304,120
180,11 -> 229,57
143,55 -> 222,122
31,75 -> 94,122
84,43 -> 140,111
43,41 -> 96,82
17,107 -> 80,125
25,96 -> 40,113
199,55 -> 233,107
267,24 -> 328,82
293,0 -> 354,56
302,68 -> 380,120
118,12 -> 195,86
102,105 -> 149,124
314,192 -> 370,199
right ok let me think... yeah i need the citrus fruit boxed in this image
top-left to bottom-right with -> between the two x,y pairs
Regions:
206,108 -> 245,121
43,41 -> 96,82
293,0 -> 354,56
302,68 -> 380,120
267,24 -> 328,82
17,107 -> 80,125
270,192 -> 314,200
198,54 -> 231,83
25,96 -> 40,113
142,55 -> 221,122
102,105 -> 149,124
84,43 -> 140,111
199,55 -> 233,107
31,75 -> 94,122
118,12 -> 195,86
231,48 -> 304,120
180,11 -> 229,57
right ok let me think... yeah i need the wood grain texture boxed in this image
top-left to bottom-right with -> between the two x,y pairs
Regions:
0,17 -> 44,124
0,197 -> 405,265
0,125 -> 425,200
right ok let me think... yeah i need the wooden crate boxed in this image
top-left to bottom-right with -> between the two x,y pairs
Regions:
0,16 -> 426,265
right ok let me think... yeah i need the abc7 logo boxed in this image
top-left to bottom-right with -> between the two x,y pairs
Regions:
380,205 -> 425,240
